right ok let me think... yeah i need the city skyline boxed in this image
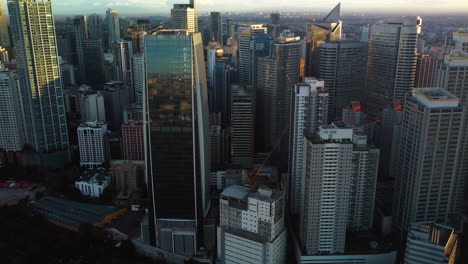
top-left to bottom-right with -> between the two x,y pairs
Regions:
2,0 -> 468,15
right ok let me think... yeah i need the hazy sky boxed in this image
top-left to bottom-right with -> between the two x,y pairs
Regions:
2,0 -> 468,15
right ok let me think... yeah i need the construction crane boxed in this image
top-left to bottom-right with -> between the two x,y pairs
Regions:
244,124 -> 289,191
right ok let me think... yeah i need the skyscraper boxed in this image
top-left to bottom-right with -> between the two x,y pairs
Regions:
87,14 -> 103,40
0,2 -> 10,49
73,15 -> 88,84
231,84 -> 254,168
121,120 -> 144,161
237,24 -> 268,85
366,17 -> 422,116
305,3 -> 342,77
0,70 -> 24,152
145,29 -> 210,254
78,121 -> 109,168
289,78 -> 328,215
257,31 -> 303,165
210,12 -> 223,44
106,9 -> 120,49
171,0 -> 198,34
318,40 -> 367,120
76,85 -> 106,123
113,41 -> 133,101
415,53 -> 438,88
132,55 -> 145,105
270,13 -> 280,25
393,88 -> 465,232
8,0 -> 69,153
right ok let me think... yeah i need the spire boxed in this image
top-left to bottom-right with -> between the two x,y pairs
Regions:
323,2 -> 341,23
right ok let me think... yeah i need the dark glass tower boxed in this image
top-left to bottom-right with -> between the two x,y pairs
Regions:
144,30 -> 210,255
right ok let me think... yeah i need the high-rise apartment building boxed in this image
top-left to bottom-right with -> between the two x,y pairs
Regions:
300,124 -> 379,254
393,88 -> 465,232
8,0 -> 69,153
78,121 -> 109,167
257,31 -> 303,165
132,55 -> 145,105
217,185 -> 287,264
171,0 -> 198,33
121,120 -> 144,161
145,30 -> 210,255
76,85 -> 106,123
237,24 -> 268,85
366,17 -> 422,116
210,12 -> 223,44
319,40 -> 367,120
289,78 -> 328,214
106,9 -> 120,49
231,84 -> 254,168
305,3 -> 342,77
0,71 -> 24,152
87,14 -> 103,40
415,53 -> 438,88
341,101 -> 366,128
101,81 -> 130,131
0,2 -> 10,49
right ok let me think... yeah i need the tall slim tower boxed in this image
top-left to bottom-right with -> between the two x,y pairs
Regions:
87,14 -> 103,40
366,17 -> 422,116
0,2 -> 10,49
73,15 -> 88,84
145,30 -> 210,255
106,9 -> 120,48
0,70 -> 24,152
319,40 -> 367,120
288,78 -> 328,215
231,84 -> 254,168
210,12 -> 223,44
113,41 -> 133,102
171,0 -> 198,33
305,3 -> 342,77
8,0 -> 69,153
392,88 -> 465,232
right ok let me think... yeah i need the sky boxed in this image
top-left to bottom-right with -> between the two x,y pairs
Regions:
2,0 -> 468,15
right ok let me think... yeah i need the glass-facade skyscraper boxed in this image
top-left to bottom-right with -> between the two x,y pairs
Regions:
144,30 -> 210,255
106,8 -> 120,49
8,0 -> 69,153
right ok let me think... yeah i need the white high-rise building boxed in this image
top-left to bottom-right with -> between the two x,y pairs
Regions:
171,0 -> 198,33
393,88 -> 465,232
132,55 -> 145,105
289,78 -> 328,214
300,124 -> 379,254
217,185 -> 287,264
0,71 -> 24,152
78,121 -> 109,168
76,85 -> 106,123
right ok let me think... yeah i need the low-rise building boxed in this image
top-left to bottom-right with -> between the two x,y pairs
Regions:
75,167 -> 111,198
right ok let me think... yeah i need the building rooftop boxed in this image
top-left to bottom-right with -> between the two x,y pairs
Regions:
32,196 -> 126,230
79,121 -> 107,129
412,88 -> 459,108
221,185 -> 283,204
221,185 -> 250,201
77,167 -> 111,186
408,222 -> 454,247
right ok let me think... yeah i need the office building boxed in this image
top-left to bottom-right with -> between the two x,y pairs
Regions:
237,24 -> 268,85
415,53 -> 438,88
101,81 -> 130,131
404,222 -> 456,264
145,30 -> 210,255
87,14 -> 103,40
132,55 -> 145,105
366,17 -> 422,116
217,185 -> 287,264
257,31 -> 303,164
214,61 -> 236,127
300,124 -> 379,254
210,12 -> 223,44
110,160 -> 145,197
171,0 -> 198,33
106,9 -> 120,48
75,167 -> 111,198
289,78 -> 328,214
73,15 -> 88,84
318,40 -> 367,120
0,71 -> 24,152
121,120 -> 144,161
0,2 -> 10,49
77,121 -> 109,168
231,84 -> 254,168
83,39 -> 105,85
226,19 -> 235,39
270,13 -> 280,25
8,0 -> 69,153
210,125 -> 223,170
305,3 -> 342,77
60,59 -> 75,86
113,41 -> 133,101
393,88 -> 465,232
76,85 -> 106,123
